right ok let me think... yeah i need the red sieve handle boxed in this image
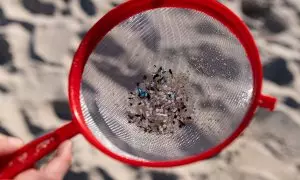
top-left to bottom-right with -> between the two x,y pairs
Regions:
258,94 -> 277,111
0,122 -> 79,179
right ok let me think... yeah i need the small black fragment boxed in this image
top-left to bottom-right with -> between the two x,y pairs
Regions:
136,82 -> 140,86
174,115 -> 177,118
157,67 -> 162,73
187,116 -> 192,120
169,69 -> 173,75
138,102 -> 142,105
147,94 -> 151,100
157,77 -> 164,83
129,103 -> 133,106
172,121 -> 175,124
153,74 -> 159,80
178,120 -> 185,124
135,114 -> 141,117
178,120 -> 185,128
154,65 -> 156,68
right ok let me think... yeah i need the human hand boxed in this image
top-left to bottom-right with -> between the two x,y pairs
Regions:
0,134 -> 72,180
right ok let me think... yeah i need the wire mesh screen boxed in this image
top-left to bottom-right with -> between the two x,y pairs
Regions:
80,8 -> 253,161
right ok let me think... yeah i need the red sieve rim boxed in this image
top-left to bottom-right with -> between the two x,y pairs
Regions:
69,0 -> 270,167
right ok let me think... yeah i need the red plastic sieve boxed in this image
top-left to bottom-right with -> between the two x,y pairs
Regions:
0,0 -> 277,178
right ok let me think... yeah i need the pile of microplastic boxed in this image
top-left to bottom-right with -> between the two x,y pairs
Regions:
126,66 -> 194,135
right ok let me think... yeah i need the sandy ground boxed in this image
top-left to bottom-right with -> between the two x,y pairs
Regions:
0,0 -> 300,179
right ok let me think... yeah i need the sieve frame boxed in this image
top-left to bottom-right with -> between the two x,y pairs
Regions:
69,0 -> 271,167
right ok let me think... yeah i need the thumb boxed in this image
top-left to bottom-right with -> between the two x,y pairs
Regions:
0,134 -> 23,156
41,140 -> 72,180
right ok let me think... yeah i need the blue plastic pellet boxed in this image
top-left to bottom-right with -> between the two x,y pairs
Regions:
137,88 -> 148,98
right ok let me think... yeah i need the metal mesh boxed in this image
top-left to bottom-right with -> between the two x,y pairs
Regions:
80,8 -> 253,161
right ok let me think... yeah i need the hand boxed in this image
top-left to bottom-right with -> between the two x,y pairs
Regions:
0,134 -> 72,180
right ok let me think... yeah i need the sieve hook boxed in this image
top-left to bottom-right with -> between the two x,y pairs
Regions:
258,94 -> 277,111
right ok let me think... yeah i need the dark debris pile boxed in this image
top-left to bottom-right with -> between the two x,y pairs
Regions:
126,66 -> 194,135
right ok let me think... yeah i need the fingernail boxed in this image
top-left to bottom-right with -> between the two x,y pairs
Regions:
57,140 -> 72,157
8,137 -> 23,148
58,141 -> 72,152
62,140 -> 72,149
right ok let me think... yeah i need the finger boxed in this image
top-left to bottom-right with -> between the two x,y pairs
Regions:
0,134 -> 23,156
41,140 -> 72,180
14,169 -> 43,180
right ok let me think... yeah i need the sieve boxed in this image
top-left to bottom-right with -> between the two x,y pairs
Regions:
0,0 -> 277,178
